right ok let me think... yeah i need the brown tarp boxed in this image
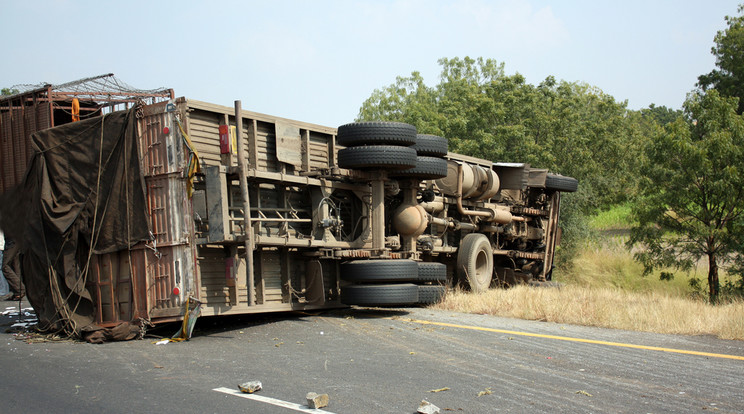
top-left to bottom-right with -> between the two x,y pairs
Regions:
0,109 -> 149,335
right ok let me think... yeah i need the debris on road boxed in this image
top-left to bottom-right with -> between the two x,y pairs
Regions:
429,387 -> 450,393
575,390 -> 593,397
306,392 -> 329,409
418,400 -> 441,414
12,332 -> 70,343
238,381 -> 262,394
477,387 -> 493,397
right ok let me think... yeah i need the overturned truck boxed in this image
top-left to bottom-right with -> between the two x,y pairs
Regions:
1,97 -> 577,335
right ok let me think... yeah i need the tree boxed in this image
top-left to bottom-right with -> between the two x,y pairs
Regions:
357,56 -> 647,210
629,89 -> 744,303
1,88 -> 19,96
640,104 -> 683,126
698,5 -> 744,113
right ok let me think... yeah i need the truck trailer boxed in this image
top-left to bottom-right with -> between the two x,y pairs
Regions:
0,96 -> 577,338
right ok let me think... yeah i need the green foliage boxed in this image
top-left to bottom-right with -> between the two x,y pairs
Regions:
720,277 -> 744,301
629,89 -> 744,303
358,57 -> 648,210
659,271 -> 674,281
698,5 -> 744,113
589,203 -> 634,231
552,186 -> 592,266
640,104 -> 683,126
1,88 -> 19,96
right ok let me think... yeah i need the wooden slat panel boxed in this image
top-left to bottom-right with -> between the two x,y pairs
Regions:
261,250 -> 283,303
309,132 -> 331,170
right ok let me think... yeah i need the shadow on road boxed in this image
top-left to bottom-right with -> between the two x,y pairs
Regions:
183,306 -> 411,339
322,307 -> 410,320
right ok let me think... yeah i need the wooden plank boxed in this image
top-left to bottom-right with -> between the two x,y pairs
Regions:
186,98 -> 337,135
205,165 -> 231,242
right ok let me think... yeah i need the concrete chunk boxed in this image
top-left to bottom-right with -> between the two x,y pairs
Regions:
306,392 -> 329,409
417,400 -> 440,414
238,381 -> 262,394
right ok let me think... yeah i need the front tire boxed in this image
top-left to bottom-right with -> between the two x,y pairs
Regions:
457,233 -> 493,292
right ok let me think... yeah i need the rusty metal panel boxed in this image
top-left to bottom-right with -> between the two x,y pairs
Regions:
138,102 -> 183,177
11,104 -> 25,183
0,92 -> 53,193
0,111 -> 11,193
145,174 -> 190,245
135,100 -> 197,321
85,100 -> 197,326
145,244 -> 194,318
89,248 -> 149,326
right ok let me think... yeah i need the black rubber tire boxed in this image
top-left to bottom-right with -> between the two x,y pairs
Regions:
545,174 -> 578,192
457,233 -> 493,292
340,283 -> 419,306
417,285 -> 446,304
412,134 -> 448,157
338,145 -> 417,170
390,156 -> 448,179
337,122 -> 417,147
417,262 -> 447,283
340,259 -> 418,283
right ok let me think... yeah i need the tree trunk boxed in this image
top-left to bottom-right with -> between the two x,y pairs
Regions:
708,251 -> 720,303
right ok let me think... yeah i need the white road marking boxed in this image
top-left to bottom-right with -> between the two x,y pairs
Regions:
213,387 -> 336,413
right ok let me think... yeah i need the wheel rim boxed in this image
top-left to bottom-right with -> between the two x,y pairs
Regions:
474,249 -> 490,287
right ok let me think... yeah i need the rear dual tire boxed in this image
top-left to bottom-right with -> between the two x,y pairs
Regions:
340,284 -> 419,306
338,146 -> 417,170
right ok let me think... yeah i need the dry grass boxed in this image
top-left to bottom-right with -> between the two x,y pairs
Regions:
433,285 -> 744,340
432,222 -> 744,340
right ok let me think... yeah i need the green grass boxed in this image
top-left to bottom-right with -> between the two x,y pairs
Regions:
554,236 -> 699,297
561,203 -> 740,300
588,203 -> 634,231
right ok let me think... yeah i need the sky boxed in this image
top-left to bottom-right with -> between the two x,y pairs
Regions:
2,0 -> 740,127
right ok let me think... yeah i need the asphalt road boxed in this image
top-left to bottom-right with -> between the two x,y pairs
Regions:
1,299 -> 743,413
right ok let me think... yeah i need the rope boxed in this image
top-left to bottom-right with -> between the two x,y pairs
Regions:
174,116 -> 201,198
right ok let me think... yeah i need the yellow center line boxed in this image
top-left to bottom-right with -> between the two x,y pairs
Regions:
407,319 -> 744,361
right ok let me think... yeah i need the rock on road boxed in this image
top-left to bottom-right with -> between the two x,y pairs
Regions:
1,301 -> 743,413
